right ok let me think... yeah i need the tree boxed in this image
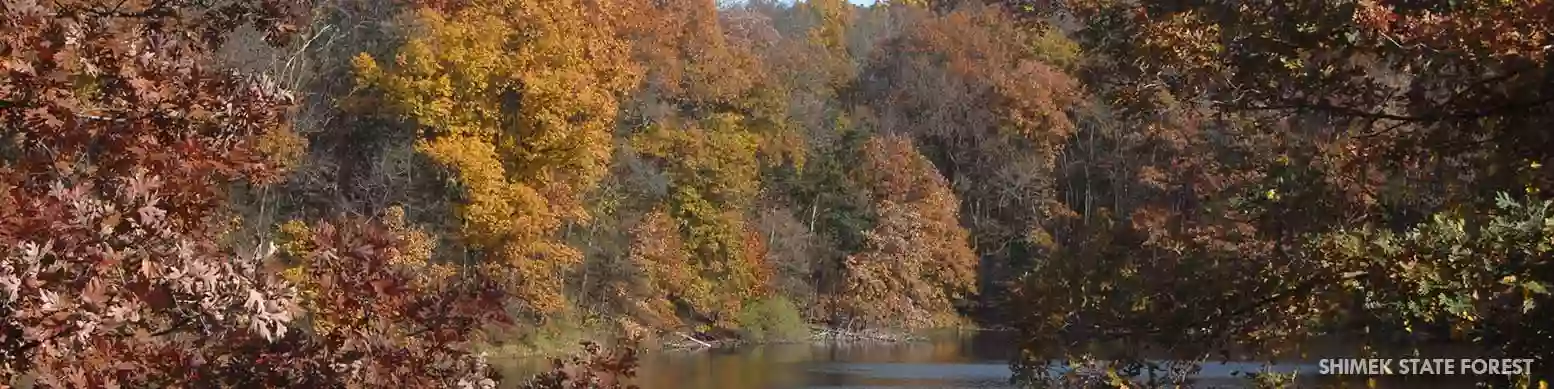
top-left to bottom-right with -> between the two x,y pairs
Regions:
351,0 -> 643,316
579,0 -> 799,334
835,135 -> 978,329
859,2 -> 1082,311
0,0 -> 303,384
782,112 -> 876,319
627,115 -> 772,329
621,210 -> 701,330
1061,0 -> 1554,206
253,210 -> 509,388
0,1 -> 534,387
1008,0 -> 1554,384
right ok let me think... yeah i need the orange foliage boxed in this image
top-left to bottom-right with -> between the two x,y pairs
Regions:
836,135 -> 978,329
872,4 -> 1082,148
625,210 -> 700,329
616,0 -> 761,106
628,116 -> 770,328
741,224 -> 777,299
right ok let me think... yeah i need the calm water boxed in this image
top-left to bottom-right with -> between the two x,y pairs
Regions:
501,331 -> 1489,389
629,331 -> 1018,389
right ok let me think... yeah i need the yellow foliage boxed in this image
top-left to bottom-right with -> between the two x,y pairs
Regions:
794,0 -> 858,93
802,0 -> 855,61
275,219 -> 314,261
744,86 -> 807,171
253,126 -> 307,178
631,116 -> 763,209
381,206 -> 456,289
353,0 -> 642,315
273,219 -> 329,334
626,116 -> 775,327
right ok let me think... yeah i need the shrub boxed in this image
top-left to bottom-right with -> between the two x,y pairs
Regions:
735,297 -> 809,342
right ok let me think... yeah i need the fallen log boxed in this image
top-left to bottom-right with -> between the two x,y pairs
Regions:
808,326 -> 920,343
675,332 -> 713,348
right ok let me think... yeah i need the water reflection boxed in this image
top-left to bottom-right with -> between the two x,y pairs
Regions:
620,330 -> 1017,389
498,331 -> 1491,389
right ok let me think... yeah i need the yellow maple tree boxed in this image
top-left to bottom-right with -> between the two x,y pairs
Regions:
352,0 -> 642,314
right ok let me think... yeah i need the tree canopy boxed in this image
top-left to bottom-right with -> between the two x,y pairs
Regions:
4,0 -> 1550,387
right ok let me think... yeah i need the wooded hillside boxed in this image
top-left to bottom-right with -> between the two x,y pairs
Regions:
2,0 -> 1550,387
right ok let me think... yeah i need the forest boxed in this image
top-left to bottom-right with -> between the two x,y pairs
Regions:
0,0 -> 1550,387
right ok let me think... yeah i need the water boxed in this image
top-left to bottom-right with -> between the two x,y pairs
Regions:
630,331 -> 1018,389
501,331 -> 1491,388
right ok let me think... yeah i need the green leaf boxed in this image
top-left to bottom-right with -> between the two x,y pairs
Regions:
1524,281 -> 1549,295
1495,192 -> 1519,210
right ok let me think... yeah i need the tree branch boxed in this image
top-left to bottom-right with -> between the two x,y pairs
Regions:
1221,95 -> 1554,124
1074,270 -> 1370,343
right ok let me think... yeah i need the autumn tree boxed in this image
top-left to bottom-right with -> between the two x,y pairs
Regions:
621,210 -> 701,331
0,1 -> 541,387
351,0 -> 643,317
1009,0 -> 1554,385
615,0 -> 760,121
571,0 -> 806,336
613,0 -> 802,171
246,210 -> 508,388
749,203 -> 823,312
0,0 -> 304,384
858,2 -> 1082,312
624,115 -> 772,330
835,135 -> 979,329
780,112 -> 876,318
798,0 -> 857,78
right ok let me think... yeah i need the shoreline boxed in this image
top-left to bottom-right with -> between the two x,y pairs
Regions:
481,322 -> 1009,363
657,325 -> 1006,351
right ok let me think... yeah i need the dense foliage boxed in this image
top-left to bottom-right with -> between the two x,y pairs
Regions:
1004,0 -> 1554,386
4,0 -> 1549,387
0,0 -> 611,386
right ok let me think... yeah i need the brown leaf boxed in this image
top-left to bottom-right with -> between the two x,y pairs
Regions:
370,278 -> 393,294
143,285 -> 173,310
82,278 -> 107,306
99,211 -> 123,235
5,59 -> 35,75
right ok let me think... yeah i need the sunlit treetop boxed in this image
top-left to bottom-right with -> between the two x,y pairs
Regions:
352,0 -> 643,314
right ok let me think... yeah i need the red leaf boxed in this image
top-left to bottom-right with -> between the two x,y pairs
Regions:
370,279 -> 393,294
143,285 -> 173,310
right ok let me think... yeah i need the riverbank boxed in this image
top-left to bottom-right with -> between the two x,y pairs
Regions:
478,316 -> 997,382
484,322 -> 986,361
660,326 -> 933,350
